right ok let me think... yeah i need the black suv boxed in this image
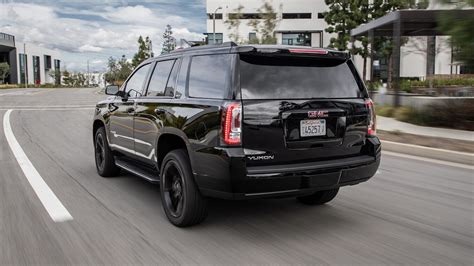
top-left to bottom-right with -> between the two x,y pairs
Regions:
93,43 -> 381,227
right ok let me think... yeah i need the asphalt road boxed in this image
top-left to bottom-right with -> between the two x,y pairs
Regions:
0,88 -> 473,265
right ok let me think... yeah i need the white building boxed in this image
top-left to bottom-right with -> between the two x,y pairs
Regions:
206,0 -> 331,47
205,0 -> 462,80
0,32 -> 62,85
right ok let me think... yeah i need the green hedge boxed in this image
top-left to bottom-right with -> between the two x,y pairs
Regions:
377,100 -> 474,131
401,78 -> 474,92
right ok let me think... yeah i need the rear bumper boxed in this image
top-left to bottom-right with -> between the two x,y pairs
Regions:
196,151 -> 381,200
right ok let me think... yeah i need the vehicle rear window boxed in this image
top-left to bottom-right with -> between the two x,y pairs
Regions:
240,55 -> 363,99
188,54 -> 231,99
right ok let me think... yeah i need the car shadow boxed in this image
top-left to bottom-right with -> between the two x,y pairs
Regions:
112,173 -> 355,234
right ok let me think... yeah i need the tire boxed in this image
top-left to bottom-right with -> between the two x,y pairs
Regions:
94,127 -> 120,177
297,188 -> 339,205
160,149 -> 208,227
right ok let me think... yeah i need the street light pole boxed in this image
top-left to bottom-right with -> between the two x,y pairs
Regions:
212,6 -> 222,45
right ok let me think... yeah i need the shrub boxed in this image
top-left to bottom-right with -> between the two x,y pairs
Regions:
422,100 -> 474,131
393,107 -> 422,124
400,80 -> 412,93
366,80 -> 382,92
389,101 -> 474,131
376,105 -> 396,117
403,77 -> 474,90
0,84 -> 19,89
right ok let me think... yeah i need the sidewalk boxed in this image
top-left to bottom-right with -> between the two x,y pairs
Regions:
377,116 -> 474,142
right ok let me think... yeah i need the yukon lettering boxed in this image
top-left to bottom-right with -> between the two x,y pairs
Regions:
248,155 -> 275,161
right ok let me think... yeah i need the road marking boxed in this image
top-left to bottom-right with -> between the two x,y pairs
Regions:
383,151 -> 474,170
0,105 -> 96,108
0,108 -> 95,111
3,110 -> 73,222
0,90 -> 42,96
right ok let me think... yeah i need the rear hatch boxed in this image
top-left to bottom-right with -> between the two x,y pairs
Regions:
239,49 -> 371,167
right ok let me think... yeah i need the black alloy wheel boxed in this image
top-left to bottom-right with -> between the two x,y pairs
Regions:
160,149 -> 207,227
162,161 -> 185,218
94,127 -> 120,177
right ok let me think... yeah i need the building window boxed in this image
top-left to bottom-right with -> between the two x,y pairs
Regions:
282,33 -> 312,46
228,13 -> 276,19
19,53 -> 28,84
282,13 -> 312,19
44,55 -> 52,70
317,13 -> 325,19
207,13 -> 223,19
205,33 -> 223,45
32,55 -> 40,85
249,32 -> 257,42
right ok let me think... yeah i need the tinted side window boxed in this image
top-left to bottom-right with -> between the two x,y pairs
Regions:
175,56 -> 190,99
124,63 -> 151,97
188,54 -> 231,99
165,59 -> 180,97
147,60 -> 175,97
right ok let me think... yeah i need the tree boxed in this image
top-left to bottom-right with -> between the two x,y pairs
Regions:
0,62 -> 10,84
162,25 -> 176,54
224,1 -> 280,44
225,5 -> 245,43
132,36 -> 154,68
62,70 -> 73,87
48,69 -> 61,86
439,0 -> 474,70
324,0 -> 422,83
324,0 -> 372,79
104,55 -> 133,86
248,1 -> 281,44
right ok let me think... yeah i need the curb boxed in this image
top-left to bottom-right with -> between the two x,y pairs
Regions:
381,140 -> 474,165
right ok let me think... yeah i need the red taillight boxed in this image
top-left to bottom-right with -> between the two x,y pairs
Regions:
222,102 -> 242,145
365,99 -> 376,136
288,49 -> 329,55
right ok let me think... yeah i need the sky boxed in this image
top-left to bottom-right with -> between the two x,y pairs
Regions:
0,0 -> 207,72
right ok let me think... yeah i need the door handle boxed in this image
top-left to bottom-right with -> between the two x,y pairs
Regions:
126,107 -> 135,114
155,108 -> 167,115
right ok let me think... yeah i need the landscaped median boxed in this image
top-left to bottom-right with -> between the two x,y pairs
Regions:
378,130 -> 474,165
375,98 -> 473,165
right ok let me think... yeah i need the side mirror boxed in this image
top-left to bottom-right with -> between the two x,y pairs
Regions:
105,85 -> 119,95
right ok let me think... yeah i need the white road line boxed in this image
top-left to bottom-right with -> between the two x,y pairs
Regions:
0,108 -> 95,111
0,105 -> 96,108
3,110 -> 73,222
383,151 -> 474,170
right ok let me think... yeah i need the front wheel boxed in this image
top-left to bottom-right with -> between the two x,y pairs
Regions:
94,127 -> 120,177
297,188 -> 339,205
160,149 -> 208,227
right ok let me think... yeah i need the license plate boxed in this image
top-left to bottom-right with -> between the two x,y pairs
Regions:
300,119 -> 326,137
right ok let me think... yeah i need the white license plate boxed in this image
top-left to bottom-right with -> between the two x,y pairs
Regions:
300,119 -> 326,137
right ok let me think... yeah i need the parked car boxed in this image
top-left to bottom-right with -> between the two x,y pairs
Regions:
92,43 -> 381,227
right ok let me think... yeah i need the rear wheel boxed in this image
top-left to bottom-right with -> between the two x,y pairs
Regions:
160,149 -> 208,227
297,188 -> 339,205
94,127 -> 120,177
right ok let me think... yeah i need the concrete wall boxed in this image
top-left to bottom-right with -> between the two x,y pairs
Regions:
15,42 -> 61,85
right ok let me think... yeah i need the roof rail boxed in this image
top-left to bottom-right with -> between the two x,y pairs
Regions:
222,41 -> 238,47
171,41 -> 238,53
